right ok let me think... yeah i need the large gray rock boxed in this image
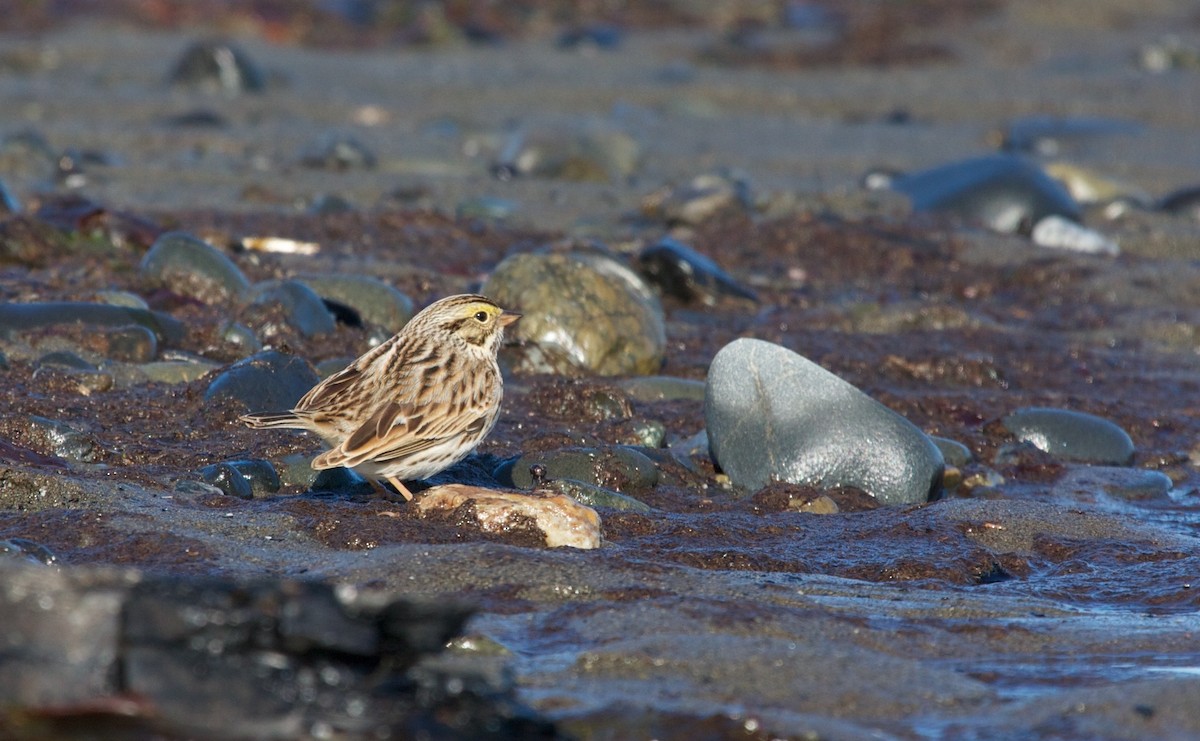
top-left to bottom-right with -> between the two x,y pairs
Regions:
705,338 -> 943,505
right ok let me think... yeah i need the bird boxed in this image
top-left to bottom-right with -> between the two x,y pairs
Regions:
239,293 -> 520,501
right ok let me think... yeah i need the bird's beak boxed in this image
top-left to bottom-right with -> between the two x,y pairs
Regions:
497,311 -> 522,327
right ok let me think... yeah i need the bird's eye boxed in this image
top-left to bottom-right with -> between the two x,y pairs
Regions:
474,311 -> 489,322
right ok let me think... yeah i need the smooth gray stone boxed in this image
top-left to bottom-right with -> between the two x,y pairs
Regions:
705,338 -> 943,505
204,350 -> 318,413
0,301 -> 185,345
1002,407 -> 1135,465
932,436 -> 974,468
499,446 -> 660,493
140,232 -> 251,304
248,279 -> 336,337
296,274 -> 414,333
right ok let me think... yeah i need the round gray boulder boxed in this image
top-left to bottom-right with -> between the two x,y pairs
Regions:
705,338 -> 943,505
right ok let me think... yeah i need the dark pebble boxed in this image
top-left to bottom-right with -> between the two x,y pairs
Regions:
193,462 -> 253,499
196,459 -> 281,499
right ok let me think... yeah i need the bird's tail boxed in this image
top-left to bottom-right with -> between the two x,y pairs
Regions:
239,411 -> 304,429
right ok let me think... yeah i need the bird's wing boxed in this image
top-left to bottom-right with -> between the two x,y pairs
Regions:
323,395 -> 490,469
293,363 -> 363,413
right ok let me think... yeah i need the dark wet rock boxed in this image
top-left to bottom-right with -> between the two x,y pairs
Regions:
616,375 -> 707,402
705,338 -> 943,504
637,237 -> 758,305
0,301 -> 185,345
168,39 -> 266,94
0,537 -> 57,566
1056,465 -> 1174,503
25,415 -> 99,464
139,231 -> 251,305
279,452 -> 373,493
888,153 -> 1081,233
484,251 -> 666,376
246,279 -> 337,338
1001,407 -> 1135,466
192,461 -> 252,499
204,350 -> 319,414
457,196 -> 518,221
1000,115 -> 1143,157
4,569 -> 556,739
297,274 -> 414,334
498,446 -> 660,493
194,459 -> 280,499
311,466 -> 371,493
0,563 -> 126,707
299,132 -> 377,170
539,478 -> 652,512
932,436 -> 974,468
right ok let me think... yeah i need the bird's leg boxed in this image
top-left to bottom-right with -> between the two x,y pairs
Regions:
384,476 -> 415,502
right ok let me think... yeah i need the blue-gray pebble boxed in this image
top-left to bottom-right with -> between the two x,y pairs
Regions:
705,338 -> 944,505
1001,407 -> 1134,465
204,350 -> 318,413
